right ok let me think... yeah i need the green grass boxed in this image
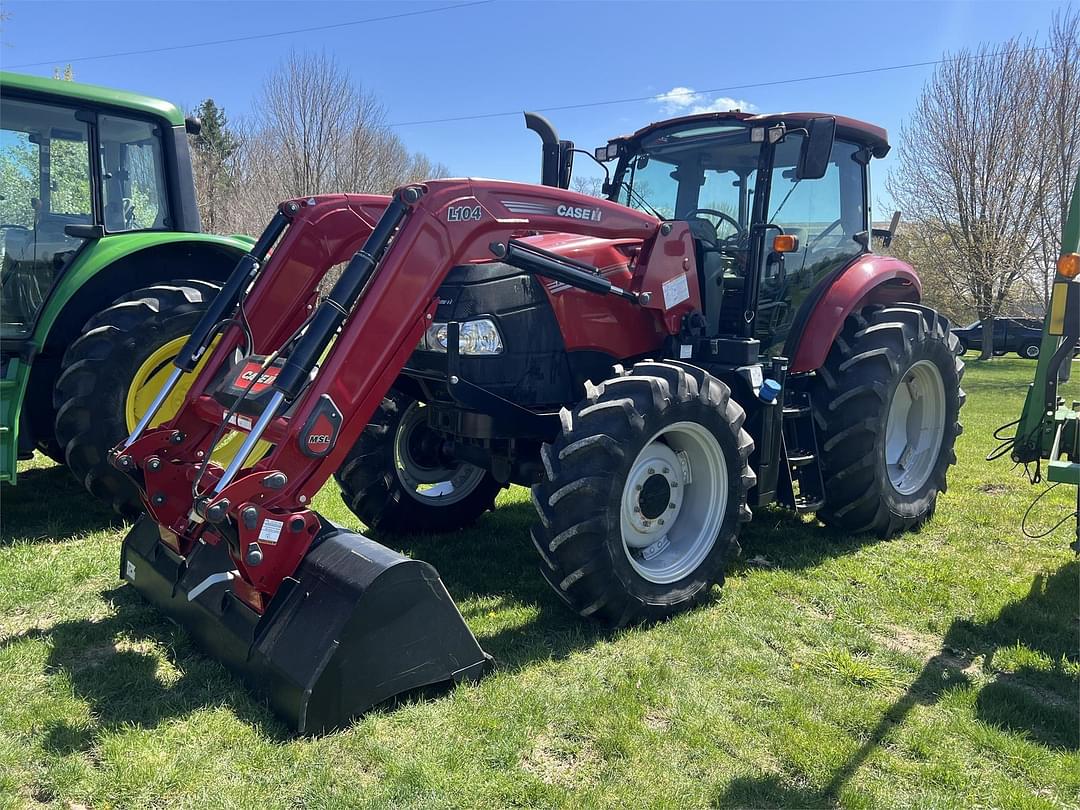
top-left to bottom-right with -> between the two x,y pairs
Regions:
1,358 -> 1077,809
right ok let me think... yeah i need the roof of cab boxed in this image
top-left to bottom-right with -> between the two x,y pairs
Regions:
622,111 -> 890,158
0,71 -> 186,127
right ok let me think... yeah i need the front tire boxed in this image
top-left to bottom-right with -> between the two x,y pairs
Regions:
335,389 -> 504,534
531,362 -> 755,627
53,280 -> 220,515
812,304 -> 964,537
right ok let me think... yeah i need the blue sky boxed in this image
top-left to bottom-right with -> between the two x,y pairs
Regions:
1,0 -> 1071,215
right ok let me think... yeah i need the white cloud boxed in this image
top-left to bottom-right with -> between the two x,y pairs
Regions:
652,86 -> 756,116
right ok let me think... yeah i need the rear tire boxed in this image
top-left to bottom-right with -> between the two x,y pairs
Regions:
812,304 -> 964,537
1018,342 -> 1040,359
53,280 -> 220,516
335,389 -> 503,534
531,362 -> 754,627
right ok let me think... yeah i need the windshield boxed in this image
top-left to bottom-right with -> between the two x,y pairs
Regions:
611,122 -> 759,236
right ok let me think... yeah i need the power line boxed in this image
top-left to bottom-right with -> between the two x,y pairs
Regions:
6,1 -> 494,69
387,44 -> 1053,128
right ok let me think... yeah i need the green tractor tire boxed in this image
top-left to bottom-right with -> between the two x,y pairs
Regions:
53,280 -> 226,515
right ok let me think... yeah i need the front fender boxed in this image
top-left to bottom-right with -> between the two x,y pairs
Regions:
787,254 -> 921,374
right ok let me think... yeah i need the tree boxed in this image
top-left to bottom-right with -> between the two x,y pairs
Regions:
890,13 -> 1080,359
220,51 -> 448,236
890,38 -> 1044,359
189,99 -> 239,233
1029,9 -> 1080,311
571,176 -> 605,197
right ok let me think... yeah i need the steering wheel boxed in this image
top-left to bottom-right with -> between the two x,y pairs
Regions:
685,208 -> 746,246
808,218 -> 843,250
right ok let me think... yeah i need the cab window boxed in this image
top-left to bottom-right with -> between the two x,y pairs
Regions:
99,114 -> 169,232
756,137 -> 867,354
0,97 -> 91,338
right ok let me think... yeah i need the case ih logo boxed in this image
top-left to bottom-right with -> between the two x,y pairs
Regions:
235,363 -> 278,394
556,204 -> 602,222
501,200 -> 603,222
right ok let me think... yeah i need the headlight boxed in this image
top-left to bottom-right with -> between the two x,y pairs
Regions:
419,318 -> 504,355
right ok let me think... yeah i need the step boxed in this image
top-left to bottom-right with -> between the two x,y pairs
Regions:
782,405 -> 811,416
787,452 -> 816,467
794,496 -> 825,512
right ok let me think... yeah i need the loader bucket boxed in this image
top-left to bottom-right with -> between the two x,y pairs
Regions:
120,515 -> 493,733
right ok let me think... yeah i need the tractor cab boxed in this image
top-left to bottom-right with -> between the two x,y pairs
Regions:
599,112 -> 890,357
0,75 -> 200,339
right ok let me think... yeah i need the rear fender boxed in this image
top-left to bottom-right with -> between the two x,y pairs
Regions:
21,233 -> 252,450
786,254 -> 920,374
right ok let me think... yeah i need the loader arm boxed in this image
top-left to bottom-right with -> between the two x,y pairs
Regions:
114,179 -> 695,607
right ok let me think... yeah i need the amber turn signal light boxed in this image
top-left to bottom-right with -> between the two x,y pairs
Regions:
1057,252 -> 1080,279
773,234 -> 800,253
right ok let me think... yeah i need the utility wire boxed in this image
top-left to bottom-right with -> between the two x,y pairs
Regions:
6,1 -> 493,69
386,44 -> 1054,128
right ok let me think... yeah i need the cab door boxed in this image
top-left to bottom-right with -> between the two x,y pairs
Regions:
756,136 -> 868,356
0,95 -> 93,479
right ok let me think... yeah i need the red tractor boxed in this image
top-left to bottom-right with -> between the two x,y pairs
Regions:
112,111 -> 965,732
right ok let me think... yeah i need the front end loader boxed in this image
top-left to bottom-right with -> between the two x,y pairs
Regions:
111,111 -> 965,732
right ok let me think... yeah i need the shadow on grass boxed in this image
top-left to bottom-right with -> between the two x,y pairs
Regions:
0,462 -> 121,546
377,500 -> 613,670
714,561 -> 1079,808
1,585 -> 289,753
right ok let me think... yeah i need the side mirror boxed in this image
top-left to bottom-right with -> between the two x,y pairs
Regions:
795,116 -> 836,180
64,223 -> 105,239
558,140 -> 574,190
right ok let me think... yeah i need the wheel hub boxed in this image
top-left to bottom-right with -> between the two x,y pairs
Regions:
885,359 -> 947,495
619,421 -> 728,585
623,443 -> 684,540
395,402 -> 487,503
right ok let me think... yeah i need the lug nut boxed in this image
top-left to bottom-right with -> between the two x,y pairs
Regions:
669,502 -> 676,509
241,506 -> 259,529
147,457 -> 161,471
170,431 -> 184,444
245,542 -> 263,566
152,492 -> 167,506
648,467 -> 655,475
116,455 -> 133,469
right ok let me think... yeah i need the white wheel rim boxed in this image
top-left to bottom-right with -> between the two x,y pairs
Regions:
1026,345 -> 1039,358
394,402 -> 487,505
884,360 -> 947,495
620,421 -> 728,584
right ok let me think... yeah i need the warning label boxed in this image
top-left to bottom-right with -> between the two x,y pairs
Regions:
662,273 -> 690,309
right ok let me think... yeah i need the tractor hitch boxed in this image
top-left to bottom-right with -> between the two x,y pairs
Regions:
120,514 -> 492,734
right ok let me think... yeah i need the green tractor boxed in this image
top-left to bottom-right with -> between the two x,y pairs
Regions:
0,71 -> 251,512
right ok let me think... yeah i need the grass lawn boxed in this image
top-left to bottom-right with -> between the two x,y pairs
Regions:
1,357 -> 1077,809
